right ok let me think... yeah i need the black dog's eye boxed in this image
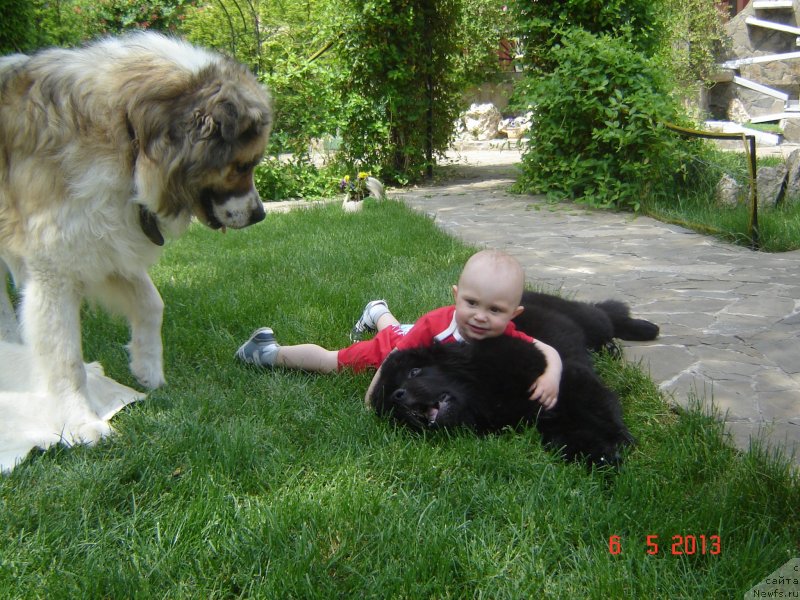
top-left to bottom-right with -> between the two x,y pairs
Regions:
408,367 -> 422,378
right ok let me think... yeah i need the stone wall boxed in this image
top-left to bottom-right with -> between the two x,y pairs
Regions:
710,0 -> 800,137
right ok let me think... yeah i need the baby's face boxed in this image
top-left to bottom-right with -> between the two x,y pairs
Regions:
452,271 -> 523,342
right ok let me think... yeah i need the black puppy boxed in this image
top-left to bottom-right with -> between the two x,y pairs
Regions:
369,292 -> 659,466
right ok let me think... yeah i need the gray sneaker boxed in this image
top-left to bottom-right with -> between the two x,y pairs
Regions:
235,327 -> 280,366
350,300 -> 389,341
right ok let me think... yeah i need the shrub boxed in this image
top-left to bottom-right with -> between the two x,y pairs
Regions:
1,0 -> 36,53
254,157 -> 339,202
512,29 -> 694,211
507,0 -> 667,75
663,0 -> 730,88
334,0 -> 465,184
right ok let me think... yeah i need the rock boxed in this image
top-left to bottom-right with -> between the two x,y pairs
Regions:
781,118 -> 800,144
716,173 -> 746,207
727,98 -> 750,124
783,148 -> 800,205
756,164 -> 787,209
460,103 -> 502,141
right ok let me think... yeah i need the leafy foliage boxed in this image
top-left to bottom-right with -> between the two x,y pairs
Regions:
507,0 -> 668,75
453,0 -> 515,87
254,157 -> 339,201
74,0 -> 193,33
334,0 -> 466,184
512,29 -> 695,210
0,0 -> 37,52
662,0 -> 730,88
28,0 -> 193,48
506,0 -> 733,211
263,50 -> 342,157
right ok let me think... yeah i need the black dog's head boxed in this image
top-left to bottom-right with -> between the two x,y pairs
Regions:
371,344 -> 484,432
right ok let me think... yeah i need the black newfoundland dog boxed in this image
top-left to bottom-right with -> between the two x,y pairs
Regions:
369,291 -> 659,466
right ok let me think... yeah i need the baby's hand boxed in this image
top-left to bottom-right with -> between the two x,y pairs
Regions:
529,340 -> 562,410
528,371 -> 559,410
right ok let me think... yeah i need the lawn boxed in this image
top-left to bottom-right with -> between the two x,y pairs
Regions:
1,200 -> 797,598
640,147 -> 800,252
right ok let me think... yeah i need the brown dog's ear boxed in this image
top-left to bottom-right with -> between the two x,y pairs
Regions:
196,81 -> 269,143
193,82 -> 240,141
194,113 -> 213,139
210,95 -> 241,142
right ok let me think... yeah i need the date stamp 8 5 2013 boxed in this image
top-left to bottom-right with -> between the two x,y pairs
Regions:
608,534 -> 722,556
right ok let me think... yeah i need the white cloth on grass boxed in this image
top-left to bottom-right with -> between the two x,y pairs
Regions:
0,340 -> 145,474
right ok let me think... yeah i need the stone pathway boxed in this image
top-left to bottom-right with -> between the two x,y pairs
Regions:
396,147 -> 800,466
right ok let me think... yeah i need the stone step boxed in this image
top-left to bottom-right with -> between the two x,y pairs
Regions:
703,120 -> 783,145
721,50 -> 800,69
752,0 -> 794,8
749,112 -> 800,123
745,15 -> 800,35
732,75 -> 790,101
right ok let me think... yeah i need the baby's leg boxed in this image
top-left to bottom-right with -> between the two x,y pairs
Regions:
276,345 -> 339,373
236,328 -> 336,372
375,312 -> 401,331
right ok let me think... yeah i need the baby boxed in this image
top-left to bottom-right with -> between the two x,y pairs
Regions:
236,249 -> 562,409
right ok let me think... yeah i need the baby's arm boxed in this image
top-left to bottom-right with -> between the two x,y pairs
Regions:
528,340 -> 562,410
365,348 -> 399,406
364,363 -> 383,406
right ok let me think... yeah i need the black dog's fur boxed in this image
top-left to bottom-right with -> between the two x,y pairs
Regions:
369,291 -> 659,466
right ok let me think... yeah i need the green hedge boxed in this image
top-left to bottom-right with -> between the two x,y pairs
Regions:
512,29 -> 696,211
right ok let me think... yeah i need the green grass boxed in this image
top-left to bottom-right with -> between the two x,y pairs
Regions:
641,147 -> 800,252
642,190 -> 800,252
1,201 -> 798,598
745,123 -> 782,135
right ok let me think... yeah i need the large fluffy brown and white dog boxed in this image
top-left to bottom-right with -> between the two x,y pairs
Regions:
0,33 -> 272,443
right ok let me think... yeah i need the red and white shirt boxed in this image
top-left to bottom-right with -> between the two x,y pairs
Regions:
395,305 -> 533,349
337,305 -> 534,372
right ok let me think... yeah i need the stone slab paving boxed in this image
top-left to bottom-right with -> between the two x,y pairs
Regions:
396,148 -> 800,466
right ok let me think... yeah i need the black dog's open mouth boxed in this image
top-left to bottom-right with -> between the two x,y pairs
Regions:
425,405 -> 439,425
390,388 -> 454,428
414,392 -> 453,427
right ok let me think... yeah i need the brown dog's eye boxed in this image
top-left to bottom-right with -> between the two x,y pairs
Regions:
409,368 -> 422,378
234,163 -> 251,174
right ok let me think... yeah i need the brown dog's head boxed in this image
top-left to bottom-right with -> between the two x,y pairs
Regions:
125,47 -> 273,232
